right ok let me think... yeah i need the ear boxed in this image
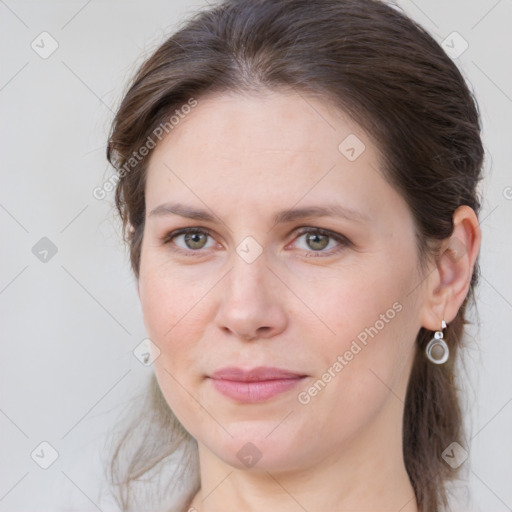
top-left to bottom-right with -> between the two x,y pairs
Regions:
420,205 -> 481,330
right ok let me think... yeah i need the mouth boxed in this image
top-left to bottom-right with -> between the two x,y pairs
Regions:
207,366 -> 308,403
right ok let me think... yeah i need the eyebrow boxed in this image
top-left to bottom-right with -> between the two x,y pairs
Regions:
148,202 -> 368,224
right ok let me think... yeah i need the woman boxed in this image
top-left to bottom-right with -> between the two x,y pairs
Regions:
106,0 -> 483,510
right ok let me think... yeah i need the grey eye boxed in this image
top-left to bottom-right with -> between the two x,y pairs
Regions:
305,232 -> 330,251
171,230 -> 214,251
183,232 -> 208,249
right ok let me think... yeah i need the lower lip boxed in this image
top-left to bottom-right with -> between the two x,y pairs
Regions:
209,377 -> 305,403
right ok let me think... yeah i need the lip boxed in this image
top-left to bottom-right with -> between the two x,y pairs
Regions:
210,366 -> 305,381
208,366 -> 307,403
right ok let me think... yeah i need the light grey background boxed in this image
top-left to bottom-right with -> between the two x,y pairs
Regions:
1,1 -> 511,510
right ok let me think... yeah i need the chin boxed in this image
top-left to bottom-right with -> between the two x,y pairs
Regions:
204,428 -> 307,473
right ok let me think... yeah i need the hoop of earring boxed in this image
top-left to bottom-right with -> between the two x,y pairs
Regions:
425,320 -> 449,364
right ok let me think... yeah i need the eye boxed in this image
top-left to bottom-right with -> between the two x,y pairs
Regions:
162,227 -> 217,253
291,227 -> 351,256
161,226 -> 351,257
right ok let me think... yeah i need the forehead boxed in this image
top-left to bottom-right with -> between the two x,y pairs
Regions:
144,91 -> 399,223
149,90 -> 374,165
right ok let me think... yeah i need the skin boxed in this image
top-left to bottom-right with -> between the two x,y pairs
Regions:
137,90 -> 481,512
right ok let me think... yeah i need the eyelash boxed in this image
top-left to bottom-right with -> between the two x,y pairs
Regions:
161,226 -> 351,258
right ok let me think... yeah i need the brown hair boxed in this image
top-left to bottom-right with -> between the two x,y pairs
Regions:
106,0 -> 483,510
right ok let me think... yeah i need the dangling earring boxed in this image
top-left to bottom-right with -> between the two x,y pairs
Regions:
425,320 -> 449,364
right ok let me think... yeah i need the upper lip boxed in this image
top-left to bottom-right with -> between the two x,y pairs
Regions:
209,366 -> 306,382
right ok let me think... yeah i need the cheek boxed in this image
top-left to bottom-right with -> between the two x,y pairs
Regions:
295,259 -> 418,395
292,277 -> 416,448
138,255 -> 210,342
138,263 -> 211,431
290,261 -> 409,345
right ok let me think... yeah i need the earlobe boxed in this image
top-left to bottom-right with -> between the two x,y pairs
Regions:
420,205 -> 481,330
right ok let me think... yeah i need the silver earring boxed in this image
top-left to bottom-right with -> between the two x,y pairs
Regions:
425,320 -> 449,364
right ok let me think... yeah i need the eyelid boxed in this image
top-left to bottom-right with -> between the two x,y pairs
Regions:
160,227 -> 214,244
292,226 -> 351,243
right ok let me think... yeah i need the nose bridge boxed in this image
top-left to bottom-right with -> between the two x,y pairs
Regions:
225,247 -> 271,302
214,247 -> 288,340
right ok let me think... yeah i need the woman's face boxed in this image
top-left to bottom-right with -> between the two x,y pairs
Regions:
139,91 -> 427,472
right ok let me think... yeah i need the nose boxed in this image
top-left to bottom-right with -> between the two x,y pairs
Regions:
214,253 -> 288,341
